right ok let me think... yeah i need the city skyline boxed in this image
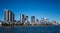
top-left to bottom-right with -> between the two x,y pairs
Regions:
0,9 -> 59,23
0,0 -> 60,22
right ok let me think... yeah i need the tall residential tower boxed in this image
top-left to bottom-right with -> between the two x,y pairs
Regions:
4,9 -> 14,22
31,16 -> 35,23
20,14 -> 25,23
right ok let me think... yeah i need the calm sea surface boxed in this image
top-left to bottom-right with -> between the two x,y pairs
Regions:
0,25 -> 60,33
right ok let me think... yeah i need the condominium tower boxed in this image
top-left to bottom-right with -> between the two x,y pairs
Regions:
4,9 -> 14,22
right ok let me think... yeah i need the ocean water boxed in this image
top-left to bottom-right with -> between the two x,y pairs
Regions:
0,25 -> 60,33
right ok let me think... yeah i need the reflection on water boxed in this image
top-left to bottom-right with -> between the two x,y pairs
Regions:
0,26 -> 60,33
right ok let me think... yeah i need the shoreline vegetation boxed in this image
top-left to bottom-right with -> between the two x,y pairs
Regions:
0,22 -> 60,26
1,23 -> 60,26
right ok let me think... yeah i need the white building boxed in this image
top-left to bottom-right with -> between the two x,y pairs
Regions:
40,17 -> 49,24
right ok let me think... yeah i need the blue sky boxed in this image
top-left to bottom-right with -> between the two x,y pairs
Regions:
0,0 -> 60,22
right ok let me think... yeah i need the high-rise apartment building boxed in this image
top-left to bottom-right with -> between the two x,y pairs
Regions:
20,14 -> 25,23
31,16 -> 35,23
4,9 -> 14,22
24,16 -> 28,23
